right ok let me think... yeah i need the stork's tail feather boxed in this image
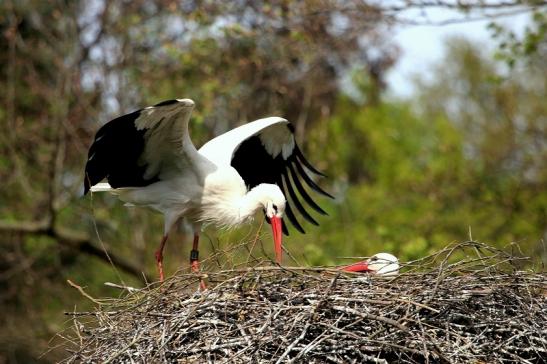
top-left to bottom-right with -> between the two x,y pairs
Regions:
89,182 -> 113,192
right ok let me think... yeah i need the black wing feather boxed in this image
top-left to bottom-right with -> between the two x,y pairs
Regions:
287,162 -> 328,215
231,136 -> 279,187
153,99 -> 180,107
274,175 -> 294,235
83,109 -> 160,194
230,123 -> 332,235
282,196 -> 306,234
282,169 -> 319,226
294,144 -> 326,177
293,158 -> 334,198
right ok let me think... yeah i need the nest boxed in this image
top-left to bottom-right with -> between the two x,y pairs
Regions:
61,241 -> 546,363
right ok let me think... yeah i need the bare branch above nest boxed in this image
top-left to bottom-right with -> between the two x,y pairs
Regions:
0,219 -> 150,281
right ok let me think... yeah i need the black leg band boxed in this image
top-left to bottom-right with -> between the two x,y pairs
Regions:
190,249 -> 199,262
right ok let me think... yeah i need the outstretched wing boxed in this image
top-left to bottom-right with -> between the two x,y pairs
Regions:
84,99 -> 198,194
199,117 -> 333,235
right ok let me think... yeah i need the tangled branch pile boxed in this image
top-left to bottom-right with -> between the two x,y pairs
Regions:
62,242 -> 546,363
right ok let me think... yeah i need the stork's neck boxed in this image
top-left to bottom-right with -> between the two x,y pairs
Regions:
198,172 -> 258,227
233,183 -> 285,224
201,182 -> 281,229
235,185 -> 269,223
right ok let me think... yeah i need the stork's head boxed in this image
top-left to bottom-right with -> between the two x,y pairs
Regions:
341,252 -> 399,276
367,253 -> 399,275
264,192 -> 286,220
250,184 -> 286,263
249,183 -> 286,217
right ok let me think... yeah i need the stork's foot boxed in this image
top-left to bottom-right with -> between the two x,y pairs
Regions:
155,235 -> 168,282
190,249 -> 206,290
155,250 -> 165,282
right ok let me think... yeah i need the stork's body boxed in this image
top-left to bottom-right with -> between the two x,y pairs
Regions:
84,99 -> 330,282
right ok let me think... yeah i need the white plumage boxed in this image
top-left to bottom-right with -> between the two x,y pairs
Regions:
199,116 -> 292,165
341,253 -> 400,276
367,253 -> 400,276
84,98 -> 331,282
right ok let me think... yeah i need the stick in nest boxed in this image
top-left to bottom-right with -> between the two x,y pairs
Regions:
58,241 -> 546,364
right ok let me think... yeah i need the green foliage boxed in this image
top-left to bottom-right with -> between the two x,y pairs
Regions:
290,39 -> 546,264
489,10 -> 546,68
295,101 -> 465,262
0,1 -> 545,362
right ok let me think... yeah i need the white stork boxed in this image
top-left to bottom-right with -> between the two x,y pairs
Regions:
84,99 -> 332,282
341,253 -> 400,276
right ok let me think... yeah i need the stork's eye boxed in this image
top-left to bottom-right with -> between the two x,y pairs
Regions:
369,256 -> 379,262
273,204 -> 278,212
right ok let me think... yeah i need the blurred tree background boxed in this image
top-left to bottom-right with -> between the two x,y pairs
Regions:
0,0 -> 545,362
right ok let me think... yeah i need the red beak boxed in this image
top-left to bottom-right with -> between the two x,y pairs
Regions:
270,216 -> 283,263
340,261 -> 370,273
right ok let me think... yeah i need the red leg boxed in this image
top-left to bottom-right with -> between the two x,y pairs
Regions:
190,233 -> 206,290
155,235 -> 168,282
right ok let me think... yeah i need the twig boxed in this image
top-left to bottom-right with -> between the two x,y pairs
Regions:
66,279 -> 102,305
0,219 -> 150,281
104,282 -> 141,293
331,305 -> 408,332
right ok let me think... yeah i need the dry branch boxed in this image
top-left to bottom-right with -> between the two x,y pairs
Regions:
0,219 -> 150,281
